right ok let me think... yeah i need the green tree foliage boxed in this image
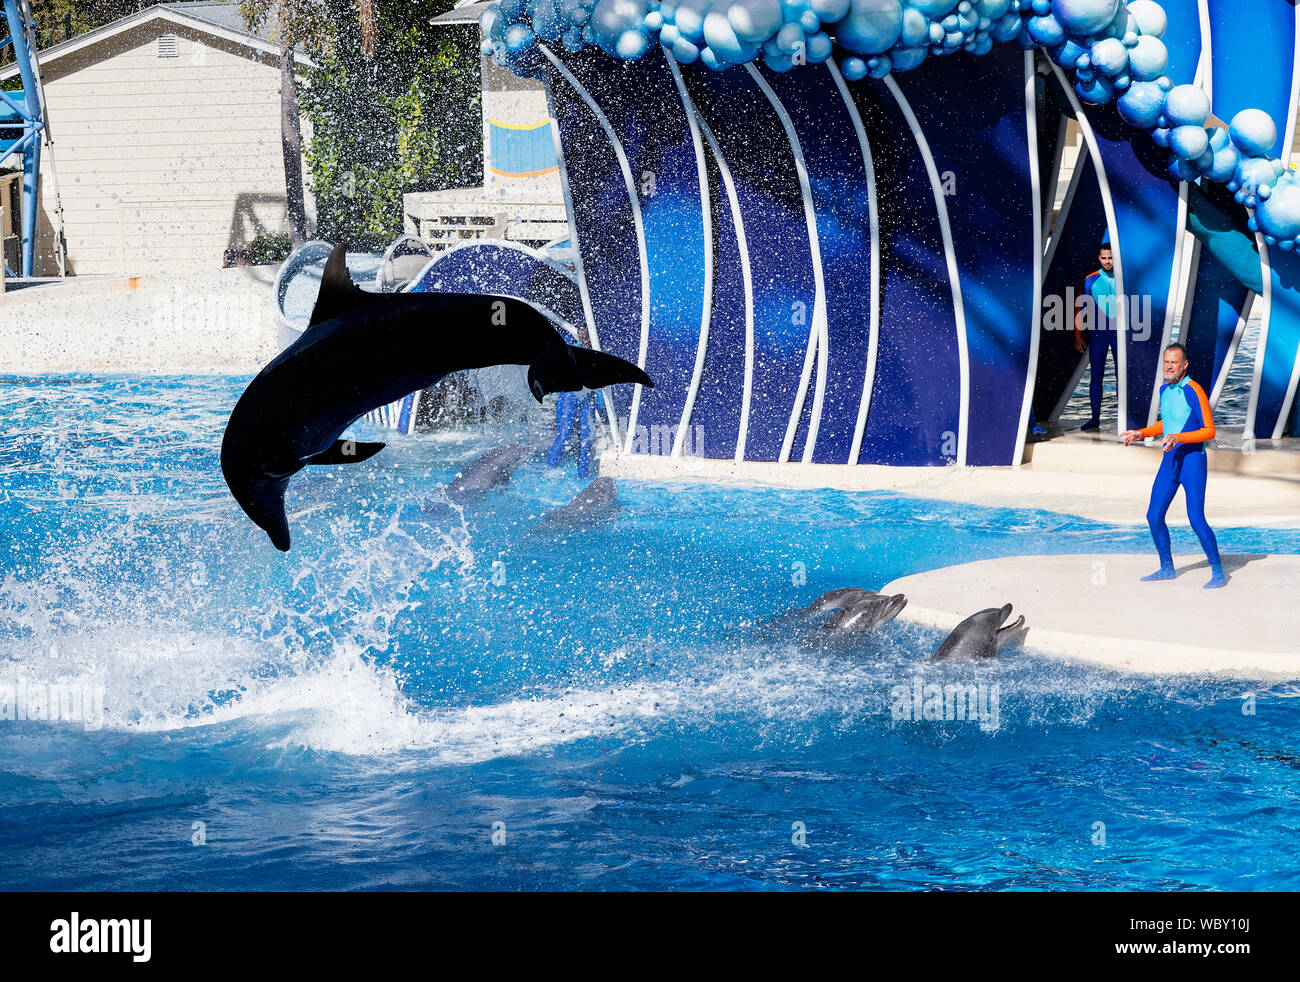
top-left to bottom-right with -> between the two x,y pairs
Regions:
6,0 -> 480,249
239,0 -> 334,53
299,0 -> 481,250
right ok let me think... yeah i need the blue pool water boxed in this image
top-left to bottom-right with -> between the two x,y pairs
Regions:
1,376 -> 1298,891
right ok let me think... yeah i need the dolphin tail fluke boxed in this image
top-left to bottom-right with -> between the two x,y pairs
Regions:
526,346 -> 653,403
304,440 -> 386,466
571,347 -> 653,390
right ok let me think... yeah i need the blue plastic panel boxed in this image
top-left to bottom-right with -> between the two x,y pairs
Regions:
760,62 -> 875,464
847,73 -> 961,464
893,47 -> 1037,465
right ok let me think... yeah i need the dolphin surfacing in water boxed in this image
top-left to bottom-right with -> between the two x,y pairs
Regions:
538,476 -> 619,529
221,243 -> 652,551
764,590 -> 899,629
930,604 -> 1026,661
800,588 -> 876,616
447,444 -> 534,502
825,593 -> 908,632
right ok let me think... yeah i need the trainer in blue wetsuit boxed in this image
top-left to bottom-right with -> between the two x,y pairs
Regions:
546,332 -> 597,478
1121,344 -> 1226,589
1074,243 -> 1118,432
547,389 -> 594,478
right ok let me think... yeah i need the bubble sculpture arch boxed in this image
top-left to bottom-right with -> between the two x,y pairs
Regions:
444,0 -> 1300,460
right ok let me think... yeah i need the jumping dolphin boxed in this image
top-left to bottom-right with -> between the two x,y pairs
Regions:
538,476 -> 619,529
825,593 -> 908,632
447,444 -> 534,502
930,604 -> 1026,661
221,243 -> 652,551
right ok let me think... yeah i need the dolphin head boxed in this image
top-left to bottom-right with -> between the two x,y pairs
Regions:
984,604 -> 1014,631
537,477 -> 619,531
577,476 -> 617,508
828,593 -> 907,632
221,381 -> 298,552
874,593 -> 909,628
225,471 -> 293,552
961,605 -> 1016,639
447,443 -> 534,500
931,604 -> 1020,661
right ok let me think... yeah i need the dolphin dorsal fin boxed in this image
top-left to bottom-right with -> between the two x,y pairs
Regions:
307,243 -> 371,329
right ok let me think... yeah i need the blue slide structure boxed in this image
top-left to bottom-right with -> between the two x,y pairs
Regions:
539,44 -> 1041,466
387,0 -> 1300,464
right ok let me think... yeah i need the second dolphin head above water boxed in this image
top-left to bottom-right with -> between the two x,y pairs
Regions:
930,604 -> 1026,661
775,587 -> 907,636
446,444 -> 535,502
824,593 -> 909,632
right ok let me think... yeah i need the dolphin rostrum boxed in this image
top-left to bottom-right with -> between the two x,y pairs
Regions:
825,593 -> 908,632
221,243 -> 652,551
930,604 -> 1026,661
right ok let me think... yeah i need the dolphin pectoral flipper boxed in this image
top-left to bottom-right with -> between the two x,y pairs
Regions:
526,346 -> 653,403
304,440 -> 386,466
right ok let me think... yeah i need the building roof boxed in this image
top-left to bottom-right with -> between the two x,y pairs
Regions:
158,2 -> 286,42
430,1 -> 493,26
0,1 -> 313,81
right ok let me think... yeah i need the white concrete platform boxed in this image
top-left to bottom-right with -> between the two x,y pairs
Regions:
0,266 -> 279,373
600,450 -> 1300,529
883,553 -> 1300,679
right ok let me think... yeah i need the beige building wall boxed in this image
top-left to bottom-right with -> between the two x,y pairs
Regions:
28,19 -> 306,276
480,55 -> 562,200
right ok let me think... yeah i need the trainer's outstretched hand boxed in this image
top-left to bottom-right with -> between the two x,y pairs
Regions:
1119,429 -> 1143,445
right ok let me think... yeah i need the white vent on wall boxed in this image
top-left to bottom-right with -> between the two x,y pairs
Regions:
157,34 -> 178,58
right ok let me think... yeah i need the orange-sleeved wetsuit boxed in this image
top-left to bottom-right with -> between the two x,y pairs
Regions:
1137,375 -> 1222,578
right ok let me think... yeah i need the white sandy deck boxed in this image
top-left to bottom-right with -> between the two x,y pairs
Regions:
601,438 -> 1300,529
603,440 -> 1300,677
882,553 -> 1300,679
0,267 -> 280,373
